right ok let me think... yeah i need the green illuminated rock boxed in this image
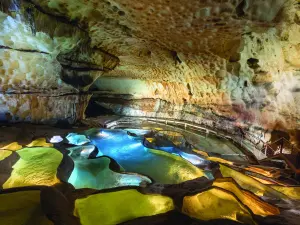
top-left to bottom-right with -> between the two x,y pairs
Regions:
149,149 -> 207,182
74,189 -> 174,225
3,147 -> 63,188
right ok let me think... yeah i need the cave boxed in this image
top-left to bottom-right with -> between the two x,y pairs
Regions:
0,0 -> 300,225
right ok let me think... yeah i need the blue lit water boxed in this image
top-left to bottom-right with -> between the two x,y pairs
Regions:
86,129 -> 210,184
68,155 -> 152,190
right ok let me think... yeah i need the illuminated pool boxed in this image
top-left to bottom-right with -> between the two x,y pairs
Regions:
1,125 -> 299,225
85,128 -> 211,184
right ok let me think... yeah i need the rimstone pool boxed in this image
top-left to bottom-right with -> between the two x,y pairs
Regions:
80,128 -> 212,185
0,122 -> 300,225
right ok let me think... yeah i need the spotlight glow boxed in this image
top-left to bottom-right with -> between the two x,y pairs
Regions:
128,143 -> 143,148
97,130 -> 111,138
50,135 -> 63,143
180,152 -> 205,166
80,146 -> 96,158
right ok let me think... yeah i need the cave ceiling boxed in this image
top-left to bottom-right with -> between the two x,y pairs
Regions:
0,0 -> 300,133
31,0 -> 286,56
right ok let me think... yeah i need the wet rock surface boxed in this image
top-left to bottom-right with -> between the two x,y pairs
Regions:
0,123 -> 299,224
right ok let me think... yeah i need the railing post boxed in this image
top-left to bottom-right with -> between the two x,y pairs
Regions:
264,144 -> 267,156
280,138 -> 284,154
184,123 -> 187,130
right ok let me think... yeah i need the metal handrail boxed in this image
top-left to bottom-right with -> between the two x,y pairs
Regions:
106,116 -> 266,158
105,116 -> 300,159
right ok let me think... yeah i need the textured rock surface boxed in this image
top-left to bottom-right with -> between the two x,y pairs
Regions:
0,125 -> 299,224
182,187 -> 255,224
3,147 -> 63,188
0,1 -> 118,123
74,189 -> 175,225
0,1 -> 300,140
0,94 -> 89,123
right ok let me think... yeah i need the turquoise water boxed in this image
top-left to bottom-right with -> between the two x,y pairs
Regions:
68,155 -> 152,190
84,129 -> 210,184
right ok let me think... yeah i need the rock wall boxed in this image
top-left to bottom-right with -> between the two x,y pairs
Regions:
83,0 -> 299,137
0,0 -> 300,142
0,0 -> 118,124
0,94 -> 89,123
92,26 -> 300,133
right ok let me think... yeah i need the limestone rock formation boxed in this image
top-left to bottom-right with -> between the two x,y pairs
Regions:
0,0 -> 300,141
0,0 -> 118,124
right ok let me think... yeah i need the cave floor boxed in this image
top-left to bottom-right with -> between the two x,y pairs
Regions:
0,119 -> 248,163
1,118 -> 300,225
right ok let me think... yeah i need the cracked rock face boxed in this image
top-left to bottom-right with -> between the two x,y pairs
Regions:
0,0 -> 300,136
0,1 -> 118,123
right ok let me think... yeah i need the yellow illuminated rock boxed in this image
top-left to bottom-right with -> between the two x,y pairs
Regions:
207,157 -> 233,165
244,166 -> 280,178
0,190 -> 53,225
270,186 -> 300,200
157,130 -> 186,146
145,137 -> 154,143
0,150 -> 12,161
182,187 -> 255,225
149,149 -> 207,181
193,149 -> 209,157
219,164 -> 286,198
0,142 -> 22,151
3,147 -> 62,188
249,176 -> 278,185
74,189 -> 174,225
26,138 -> 53,148
193,149 -> 234,165
213,178 -> 280,216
